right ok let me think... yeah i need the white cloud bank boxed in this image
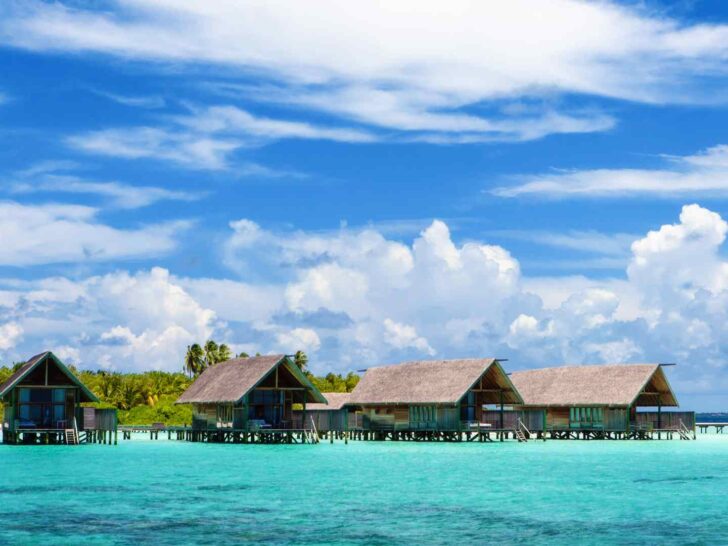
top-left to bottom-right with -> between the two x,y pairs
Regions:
2,204 -> 728,408
3,0 -> 728,148
0,201 -> 189,266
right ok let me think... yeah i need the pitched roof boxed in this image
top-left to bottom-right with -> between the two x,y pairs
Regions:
348,358 -> 522,405
306,392 -> 351,411
510,364 -> 679,407
176,354 -> 327,404
0,351 -> 98,403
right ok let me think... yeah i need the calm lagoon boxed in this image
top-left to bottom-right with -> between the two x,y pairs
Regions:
1,434 -> 726,545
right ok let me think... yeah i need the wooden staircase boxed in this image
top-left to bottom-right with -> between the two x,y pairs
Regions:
65,428 -> 79,445
306,416 -> 320,444
678,420 -> 693,441
516,419 -> 530,443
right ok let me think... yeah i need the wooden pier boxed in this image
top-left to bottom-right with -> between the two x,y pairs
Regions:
697,422 -> 727,434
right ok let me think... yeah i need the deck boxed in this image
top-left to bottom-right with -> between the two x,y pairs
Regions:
696,422 -> 727,433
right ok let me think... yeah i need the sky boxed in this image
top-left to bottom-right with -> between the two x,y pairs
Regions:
1,1 -> 728,410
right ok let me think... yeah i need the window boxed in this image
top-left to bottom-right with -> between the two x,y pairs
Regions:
410,405 -> 436,425
570,406 -> 604,428
16,388 -> 67,428
460,391 -> 476,422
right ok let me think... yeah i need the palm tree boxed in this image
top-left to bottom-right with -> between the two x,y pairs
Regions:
203,340 -> 219,370
294,350 -> 308,371
115,378 -> 143,410
217,343 -> 232,363
98,372 -> 121,400
184,344 -> 205,378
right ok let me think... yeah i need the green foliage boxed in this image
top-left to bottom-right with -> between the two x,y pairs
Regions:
117,395 -> 192,426
307,371 -> 360,393
294,350 -> 308,371
184,339 -> 236,378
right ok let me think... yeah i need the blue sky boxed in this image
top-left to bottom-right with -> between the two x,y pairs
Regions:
1,1 -> 728,410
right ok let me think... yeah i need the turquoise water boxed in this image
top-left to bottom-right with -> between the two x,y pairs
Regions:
1,434 -> 726,545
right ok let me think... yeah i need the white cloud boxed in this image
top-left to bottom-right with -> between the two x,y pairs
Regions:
0,322 -> 23,351
10,166 -> 199,209
4,204 -> 728,407
0,201 -> 188,265
89,88 -> 166,109
493,144 -> 728,198
276,327 -> 321,354
5,1 -> 728,142
68,106 -> 373,169
383,318 -> 435,356
0,268 -> 217,372
67,126 -> 240,170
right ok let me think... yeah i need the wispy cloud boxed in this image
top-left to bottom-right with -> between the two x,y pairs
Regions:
5,1 -> 728,143
9,162 -> 200,208
67,126 -> 240,170
489,229 -> 636,257
68,105 -> 374,169
88,88 -> 166,109
492,145 -> 728,198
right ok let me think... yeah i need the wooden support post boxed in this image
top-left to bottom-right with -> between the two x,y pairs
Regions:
657,401 -> 662,440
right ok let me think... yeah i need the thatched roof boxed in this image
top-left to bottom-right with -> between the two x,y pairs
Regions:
176,354 -> 327,404
306,392 -> 351,411
0,351 -> 98,403
510,364 -> 679,407
348,358 -> 523,405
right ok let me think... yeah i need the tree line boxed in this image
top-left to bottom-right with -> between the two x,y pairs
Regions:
0,341 -> 359,425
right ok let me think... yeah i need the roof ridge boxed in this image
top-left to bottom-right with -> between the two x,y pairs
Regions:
367,357 -> 496,370
512,363 -> 659,374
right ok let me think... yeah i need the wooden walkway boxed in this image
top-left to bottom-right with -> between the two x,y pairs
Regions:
697,422 -> 727,433
117,424 -> 697,444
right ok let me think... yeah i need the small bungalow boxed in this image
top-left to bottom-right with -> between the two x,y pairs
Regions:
510,363 -> 694,438
0,351 -> 115,445
347,358 -> 523,434
296,392 -> 353,433
176,354 -> 327,440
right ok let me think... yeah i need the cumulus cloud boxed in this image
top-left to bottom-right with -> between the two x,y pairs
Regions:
0,322 -> 23,351
0,201 -> 189,266
3,204 -> 728,407
5,1 -> 728,143
0,268 -> 217,371
493,144 -> 728,198
276,328 -> 321,354
383,318 -> 435,356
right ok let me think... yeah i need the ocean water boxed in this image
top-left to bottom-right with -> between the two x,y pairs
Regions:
0,433 -> 726,545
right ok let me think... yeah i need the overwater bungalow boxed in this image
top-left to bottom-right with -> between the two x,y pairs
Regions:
0,351 -> 117,445
510,363 -> 695,439
346,358 -> 524,440
296,392 -> 353,434
175,354 -> 328,443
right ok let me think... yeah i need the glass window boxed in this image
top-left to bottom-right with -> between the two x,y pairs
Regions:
30,389 -> 52,403
53,389 -> 65,403
19,388 -> 30,403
